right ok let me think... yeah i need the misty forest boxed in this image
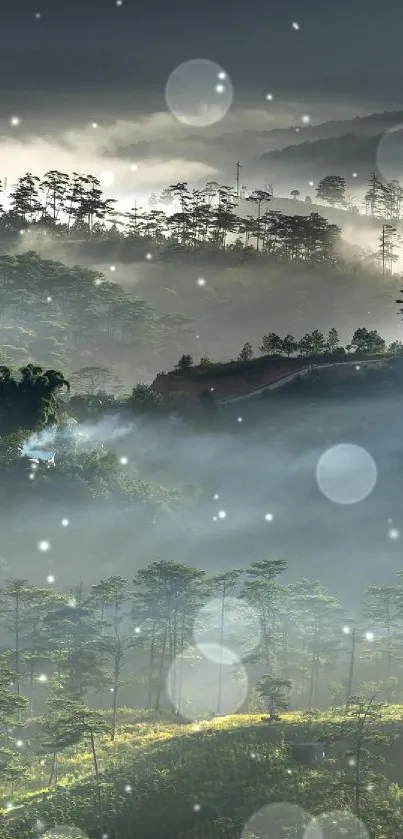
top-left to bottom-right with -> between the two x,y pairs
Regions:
2,156 -> 403,839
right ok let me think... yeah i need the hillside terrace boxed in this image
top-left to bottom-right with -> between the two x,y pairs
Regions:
151,352 -> 394,404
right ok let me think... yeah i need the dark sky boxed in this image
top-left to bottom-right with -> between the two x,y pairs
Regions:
1,0 -> 403,104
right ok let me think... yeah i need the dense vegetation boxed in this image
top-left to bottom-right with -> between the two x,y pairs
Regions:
0,170 -> 403,837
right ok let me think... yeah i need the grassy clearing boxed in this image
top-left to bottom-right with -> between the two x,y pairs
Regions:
1,708 -> 403,838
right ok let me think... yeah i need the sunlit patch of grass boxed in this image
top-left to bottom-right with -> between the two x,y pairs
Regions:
2,705 -> 403,817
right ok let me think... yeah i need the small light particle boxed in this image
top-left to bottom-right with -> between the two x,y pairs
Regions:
343,625 -> 351,635
110,265 -> 116,272
61,518 -> 69,527
38,540 -> 50,552
119,456 -> 128,465
15,740 -> 23,748
352,172 -> 358,178
217,71 -> 226,80
264,513 -> 273,522
309,180 -> 314,187
46,295 -> 52,302
130,163 -> 138,171
46,574 -> 55,584
193,804 -> 201,812
218,510 -> 227,519
215,84 -> 225,94
213,493 -> 220,500
92,122 -> 98,128
388,527 -> 400,540
266,93 -> 274,101
9,116 -> 21,127
145,252 -> 153,260
34,11 -> 41,18
197,277 -> 206,286
37,674 -> 47,682
124,784 -> 132,793
292,21 -> 300,30
237,416 -> 243,423
365,631 -> 374,642
134,626 -> 141,634
301,114 -> 311,124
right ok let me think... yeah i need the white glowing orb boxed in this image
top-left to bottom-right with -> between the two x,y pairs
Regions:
197,277 -> 206,286
34,12 -> 41,18
166,646 -> 248,720
165,59 -> 233,127
193,804 -> 201,812
38,540 -> 50,552
218,510 -> 227,519
99,171 -> 114,187
365,631 -> 374,641
91,122 -> 98,128
145,252 -> 153,260
237,417 -> 243,423
46,575 -> 55,584
46,296 -> 52,302
316,443 -> 377,505
29,473 -> 35,480
266,93 -> 274,101
61,518 -> 69,527
342,625 -> 351,635
292,21 -> 300,29
388,527 -> 400,540
15,740 -> 23,747
130,163 -> 138,171
94,278 -> 103,286
37,674 -> 47,682
110,265 -> 116,272
242,802 -> 310,839
9,116 -> 20,126
352,171 -> 358,178
213,493 -> 220,500
119,456 -> 128,465
134,626 -> 141,634
304,810 -> 369,839
309,180 -> 315,187
212,516 -> 218,521
124,784 -> 132,793
301,114 -> 311,124
264,512 -> 273,521
193,597 -> 262,662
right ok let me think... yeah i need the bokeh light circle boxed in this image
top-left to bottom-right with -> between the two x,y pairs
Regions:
166,645 -> 248,719
316,443 -> 377,504
376,124 -> 403,185
193,596 -> 262,662
304,810 -> 370,839
165,59 -> 233,126
242,801 -> 312,839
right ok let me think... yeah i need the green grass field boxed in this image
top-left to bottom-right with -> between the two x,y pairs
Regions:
2,708 -> 403,838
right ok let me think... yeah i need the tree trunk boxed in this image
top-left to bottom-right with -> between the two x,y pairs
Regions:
89,731 -> 104,839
